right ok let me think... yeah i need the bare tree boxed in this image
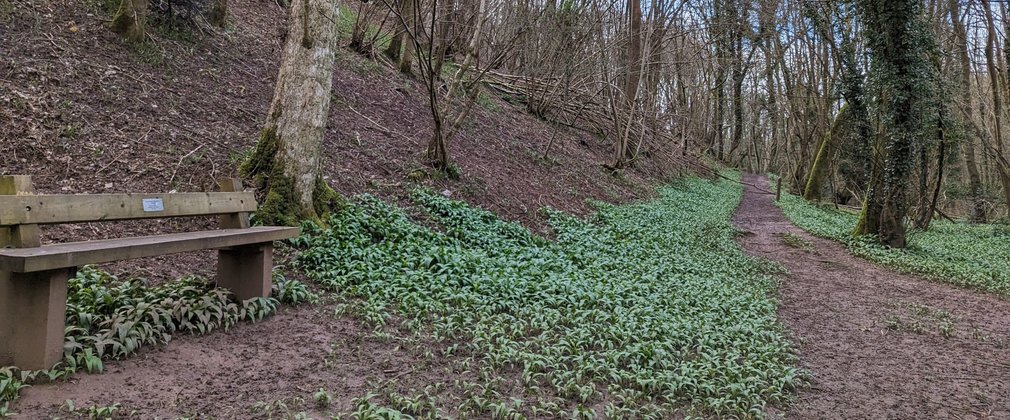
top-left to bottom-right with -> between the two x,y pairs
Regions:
242,0 -> 343,225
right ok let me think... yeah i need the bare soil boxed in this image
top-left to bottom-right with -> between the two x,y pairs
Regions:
14,301 -> 477,418
734,174 -> 1010,419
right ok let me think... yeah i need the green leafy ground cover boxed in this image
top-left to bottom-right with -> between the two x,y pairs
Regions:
0,268 -> 316,416
297,175 -> 801,418
778,192 -> 1010,296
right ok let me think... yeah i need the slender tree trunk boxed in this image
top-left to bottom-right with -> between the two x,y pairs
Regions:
350,2 -> 374,55
981,0 -> 1010,220
946,0 -> 984,222
384,0 -> 410,61
612,0 -> 643,169
399,0 -> 415,74
916,114 -> 945,229
242,0 -> 342,225
713,0 -> 727,162
728,0 -> 747,162
110,0 -> 147,42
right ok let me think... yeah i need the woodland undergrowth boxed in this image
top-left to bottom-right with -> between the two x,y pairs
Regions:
297,174 -> 801,418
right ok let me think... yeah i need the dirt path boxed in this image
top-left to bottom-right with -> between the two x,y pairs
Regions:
733,174 -> 1010,418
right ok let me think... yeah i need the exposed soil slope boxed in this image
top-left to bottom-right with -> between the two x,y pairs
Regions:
734,174 -> 1010,418
1,0 -> 704,279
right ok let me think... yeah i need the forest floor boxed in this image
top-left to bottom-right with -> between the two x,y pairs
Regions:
734,174 -> 1010,419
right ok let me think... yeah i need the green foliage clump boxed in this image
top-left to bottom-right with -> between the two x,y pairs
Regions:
62,268 -> 277,369
778,192 -> 1010,296
298,175 -> 801,417
272,273 -> 319,305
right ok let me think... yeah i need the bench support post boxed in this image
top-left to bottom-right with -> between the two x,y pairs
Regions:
216,244 -> 272,300
0,269 -> 71,370
0,175 -> 63,370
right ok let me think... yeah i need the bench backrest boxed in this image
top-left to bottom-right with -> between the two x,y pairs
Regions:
0,192 -> 255,226
0,176 -> 254,248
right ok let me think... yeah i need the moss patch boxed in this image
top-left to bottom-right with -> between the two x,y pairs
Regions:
257,171 -> 305,226
244,126 -> 344,226
313,177 -> 345,220
242,126 -> 280,181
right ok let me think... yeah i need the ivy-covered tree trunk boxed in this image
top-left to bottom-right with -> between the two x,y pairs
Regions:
110,0 -> 147,42
855,0 -> 935,248
242,0 -> 342,226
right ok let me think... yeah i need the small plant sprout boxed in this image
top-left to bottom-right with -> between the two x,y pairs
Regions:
314,388 -> 332,408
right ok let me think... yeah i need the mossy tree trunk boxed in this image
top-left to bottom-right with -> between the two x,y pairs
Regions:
110,0 -> 147,42
208,0 -> 228,27
804,104 -> 849,200
384,0 -> 410,61
242,0 -> 342,226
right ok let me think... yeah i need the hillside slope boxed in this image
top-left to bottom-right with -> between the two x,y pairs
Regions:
1,0 -> 705,277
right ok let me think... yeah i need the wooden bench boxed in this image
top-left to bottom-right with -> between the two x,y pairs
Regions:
0,175 -> 300,370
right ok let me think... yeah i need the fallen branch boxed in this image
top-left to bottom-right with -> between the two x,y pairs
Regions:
715,172 -> 775,195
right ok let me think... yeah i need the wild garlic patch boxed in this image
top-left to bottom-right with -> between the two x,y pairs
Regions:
299,176 -> 801,417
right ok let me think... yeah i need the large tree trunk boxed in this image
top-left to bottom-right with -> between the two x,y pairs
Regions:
855,0 -> 931,248
110,0 -> 147,42
242,0 -> 342,226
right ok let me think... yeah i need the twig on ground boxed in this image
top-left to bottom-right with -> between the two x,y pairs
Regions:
347,104 -> 419,146
169,144 -> 205,184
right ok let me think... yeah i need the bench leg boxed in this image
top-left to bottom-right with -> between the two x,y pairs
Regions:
216,244 -> 273,301
0,269 -> 70,370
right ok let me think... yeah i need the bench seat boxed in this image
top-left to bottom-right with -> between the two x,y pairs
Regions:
0,227 -> 299,273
